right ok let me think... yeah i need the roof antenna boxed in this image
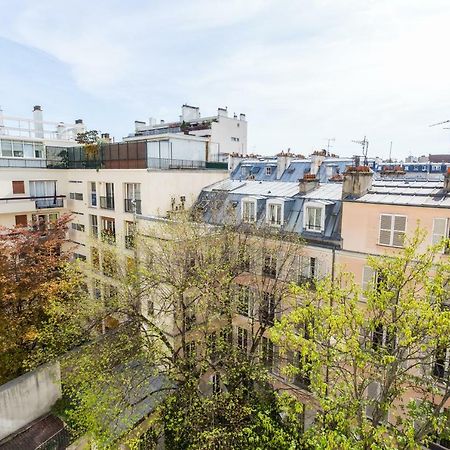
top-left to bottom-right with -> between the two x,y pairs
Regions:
351,136 -> 369,166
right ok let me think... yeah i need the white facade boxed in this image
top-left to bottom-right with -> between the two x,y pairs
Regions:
129,105 -> 247,159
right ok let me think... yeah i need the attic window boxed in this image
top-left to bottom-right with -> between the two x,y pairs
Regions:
266,201 -> 283,226
304,202 -> 325,233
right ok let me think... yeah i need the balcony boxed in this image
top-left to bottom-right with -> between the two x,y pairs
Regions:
124,198 -> 142,214
35,197 -> 64,209
100,196 -> 115,210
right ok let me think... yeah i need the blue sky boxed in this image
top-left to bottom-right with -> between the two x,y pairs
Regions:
1,0 -> 450,159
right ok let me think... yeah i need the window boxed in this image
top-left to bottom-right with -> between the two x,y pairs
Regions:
433,345 -> 449,379
236,327 -> 248,353
304,203 -> 325,232
289,351 -> 311,389
13,141 -> 23,157
124,183 -> 142,214
231,137 -> 240,142
12,181 -> 25,194
31,213 -> 58,231
237,285 -> 253,317
100,183 -> 115,210
260,336 -> 274,369
0,139 -> 12,157
0,140 -> 45,158
263,253 -> 277,278
184,306 -> 196,331
101,217 -> 116,243
379,214 -> 407,247
294,256 -> 319,284
371,323 -> 396,353
69,192 -> 83,201
90,182 -> 97,207
89,215 -> 98,238
15,215 -> 27,227
266,202 -> 283,226
242,199 -> 256,223
125,221 -> 136,249
102,250 -> 117,277
73,253 -> 87,261
265,166 -> 272,176
260,292 -> 276,326
432,218 -> 450,253
91,247 -> 100,270
71,223 -> 85,232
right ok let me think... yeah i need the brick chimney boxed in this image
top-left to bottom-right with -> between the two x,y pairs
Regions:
299,174 -> 319,194
342,166 -> 373,199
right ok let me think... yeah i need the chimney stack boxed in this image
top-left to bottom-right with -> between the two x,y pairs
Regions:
276,151 -> 293,180
33,105 -> 44,138
342,166 -> 373,199
444,168 -> 450,192
299,174 -> 319,194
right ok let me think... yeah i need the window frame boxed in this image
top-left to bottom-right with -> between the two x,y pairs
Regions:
378,214 -> 407,248
241,198 -> 257,223
303,202 -> 325,233
266,200 -> 284,227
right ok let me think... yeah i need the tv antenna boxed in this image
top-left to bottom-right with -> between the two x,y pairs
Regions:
325,137 -> 335,153
351,136 -> 369,165
429,120 -> 450,128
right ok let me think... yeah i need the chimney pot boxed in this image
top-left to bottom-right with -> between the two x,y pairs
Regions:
33,105 -> 42,111
75,119 -> 83,124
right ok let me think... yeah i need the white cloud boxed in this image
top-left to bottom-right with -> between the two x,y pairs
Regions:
1,0 -> 450,157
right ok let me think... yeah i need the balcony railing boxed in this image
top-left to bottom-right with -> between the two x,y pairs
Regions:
147,157 -> 206,170
124,198 -> 142,214
100,196 -> 115,210
35,197 -> 64,209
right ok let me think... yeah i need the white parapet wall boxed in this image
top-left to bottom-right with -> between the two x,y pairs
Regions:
0,362 -> 62,441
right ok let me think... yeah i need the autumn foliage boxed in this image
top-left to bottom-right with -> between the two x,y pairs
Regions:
0,215 -> 72,383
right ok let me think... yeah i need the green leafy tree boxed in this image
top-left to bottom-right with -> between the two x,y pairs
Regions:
272,228 -> 450,449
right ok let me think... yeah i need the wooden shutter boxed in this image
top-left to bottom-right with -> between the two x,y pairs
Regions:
15,214 -> 27,227
12,180 -> 25,194
379,214 -> 392,245
432,218 -> 448,247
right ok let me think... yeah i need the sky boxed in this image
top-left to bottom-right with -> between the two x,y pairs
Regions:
1,0 -> 450,159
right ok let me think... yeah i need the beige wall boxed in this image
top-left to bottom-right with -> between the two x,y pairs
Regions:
342,200 -> 450,256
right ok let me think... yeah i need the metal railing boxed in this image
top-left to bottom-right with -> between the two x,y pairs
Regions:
35,426 -> 70,450
147,157 -> 206,170
124,198 -> 142,214
35,197 -> 64,209
99,196 -> 115,210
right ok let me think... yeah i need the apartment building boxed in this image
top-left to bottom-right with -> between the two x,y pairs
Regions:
196,154 -> 450,442
128,104 -> 248,160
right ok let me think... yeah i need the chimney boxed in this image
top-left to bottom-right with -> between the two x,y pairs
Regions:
33,105 -> 44,138
218,107 -> 228,117
135,120 -> 146,132
342,166 -> 373,199
310,152 -> 325,175
299,174 -> 319,194
56,122 -> 65,139
444,169 -> 450,192
101,133 -> 111,143
276,151 -> 293,179
74,118 -> 85,136
239,113 -> 246,121
160,119 -> 165,125
228,153 -> 245,172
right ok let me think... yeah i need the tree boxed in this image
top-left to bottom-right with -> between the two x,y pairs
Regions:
32,212 -> 306,448
0,215 -> 77,382
271,228 -> 450,449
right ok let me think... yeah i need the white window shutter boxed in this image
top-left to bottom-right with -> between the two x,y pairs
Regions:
392,216 -> 407,247
362,266 -> 375,293
432,218 -> 448,246
379,214 -> 392,245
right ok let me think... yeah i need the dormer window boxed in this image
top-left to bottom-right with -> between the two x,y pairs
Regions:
242,199 -> 256,223
304,202 -> 325,232
266,201 -> 283,226
265,166 -> 272,176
